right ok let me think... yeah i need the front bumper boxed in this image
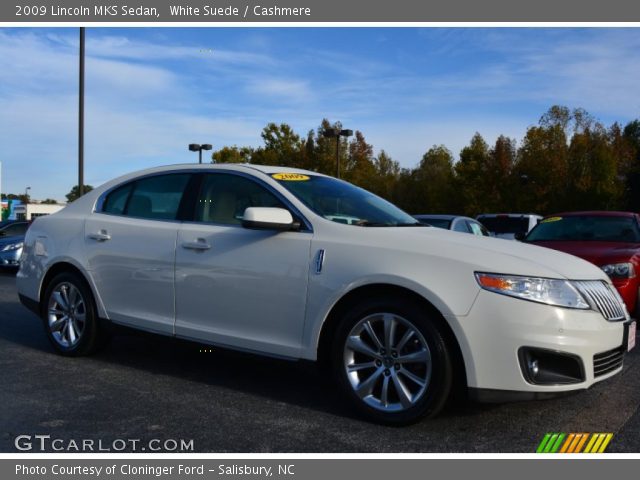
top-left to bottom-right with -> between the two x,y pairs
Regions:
0,247 -> 22,267
447,289 -> 628,394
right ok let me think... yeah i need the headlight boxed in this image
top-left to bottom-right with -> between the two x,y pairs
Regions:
601,262 -> 635,279
475,273 -> 590,309
1,242 -> 23,252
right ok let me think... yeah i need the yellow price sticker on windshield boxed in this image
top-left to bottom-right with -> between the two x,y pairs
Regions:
272,173 -> 310,181
541,216 -> 562,223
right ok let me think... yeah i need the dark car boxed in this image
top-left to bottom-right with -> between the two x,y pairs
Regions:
414,214 -> 490,236
0,220 -> 29,268
524,211 -> 640,315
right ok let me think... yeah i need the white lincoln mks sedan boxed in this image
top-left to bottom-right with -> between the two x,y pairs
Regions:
17,164 -> 636,424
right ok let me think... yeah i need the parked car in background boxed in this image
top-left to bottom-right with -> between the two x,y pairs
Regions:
0,220 -> 29,268
524,211 -> 640,317
476,213 -> 542,240
16,165 -> 634,424
414,214 -> 490,236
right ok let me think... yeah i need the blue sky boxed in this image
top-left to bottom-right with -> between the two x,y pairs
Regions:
1,27 -> 639,201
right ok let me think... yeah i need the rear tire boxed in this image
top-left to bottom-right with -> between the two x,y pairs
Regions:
41,272 -> 105,356
331,295 -> 453,425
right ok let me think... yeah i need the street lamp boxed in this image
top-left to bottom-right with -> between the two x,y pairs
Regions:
78,27 -> 85,197
323,128 -> 353,179
188,143 -> 213,164
25,186 -> 31,203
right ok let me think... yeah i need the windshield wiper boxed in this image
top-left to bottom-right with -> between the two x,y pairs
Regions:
355,221 -> 389,227
395,222 -> 427,227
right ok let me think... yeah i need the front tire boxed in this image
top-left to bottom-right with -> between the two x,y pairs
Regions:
331,296 -> 453,425
42,272 -> 104,356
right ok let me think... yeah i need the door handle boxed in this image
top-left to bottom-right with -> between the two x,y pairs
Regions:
88,230 -> 111,241
182,239 -> 211,251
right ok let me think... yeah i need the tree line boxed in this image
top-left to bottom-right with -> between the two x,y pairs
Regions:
211,106 -> 640,216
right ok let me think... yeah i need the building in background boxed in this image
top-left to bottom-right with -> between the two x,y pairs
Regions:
13,202 -> 65,220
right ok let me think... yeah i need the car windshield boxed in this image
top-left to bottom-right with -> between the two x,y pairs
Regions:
272,174 -> 422,227
416,218 -> 451,229
478,216 -> 530,235
526,215 -> 640,243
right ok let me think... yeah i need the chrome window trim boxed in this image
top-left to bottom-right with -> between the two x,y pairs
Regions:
94,168 -> 313,232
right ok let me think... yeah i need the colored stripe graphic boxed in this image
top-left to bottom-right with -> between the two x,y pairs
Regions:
537,433 -> 613,453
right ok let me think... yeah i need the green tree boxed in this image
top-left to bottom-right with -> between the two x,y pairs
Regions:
412,145 -> 456,214
343,130 -> 376,190
66,185 -> 94,203
455,133 -> 491,215
622,120 -> 640,210
251,123 -> 303,167
212,145 -> 253,164
565,124 -> 620,210
369,150 -> 401,201
513,124 -> 568,213
41,198 -> 59,204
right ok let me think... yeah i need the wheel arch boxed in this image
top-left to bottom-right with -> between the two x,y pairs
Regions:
316,283 -> 468,395
39,260 -> 108,319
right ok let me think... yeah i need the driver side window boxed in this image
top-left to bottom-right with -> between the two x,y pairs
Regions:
195,174 -> 285,225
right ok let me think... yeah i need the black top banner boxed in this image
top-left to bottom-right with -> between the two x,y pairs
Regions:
4,0 -> 640,22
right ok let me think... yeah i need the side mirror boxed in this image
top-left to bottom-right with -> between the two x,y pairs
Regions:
242,207 -> 296,231
514,232 -> 526,241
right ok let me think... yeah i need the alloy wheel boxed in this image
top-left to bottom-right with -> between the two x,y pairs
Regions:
47,282 -> 87,348
343,312 -> 432,412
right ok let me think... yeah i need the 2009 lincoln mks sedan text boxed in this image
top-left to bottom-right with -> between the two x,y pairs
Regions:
17,164 -> 636,424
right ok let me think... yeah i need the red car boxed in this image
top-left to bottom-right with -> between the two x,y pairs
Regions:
524,211 -> 640,316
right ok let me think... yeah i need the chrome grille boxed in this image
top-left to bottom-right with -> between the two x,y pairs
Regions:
593,346 -> 625,377
573,280 -> 628,322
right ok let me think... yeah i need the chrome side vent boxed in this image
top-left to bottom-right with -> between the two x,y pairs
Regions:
573,281 -> 628,322
593,346 -> 625,377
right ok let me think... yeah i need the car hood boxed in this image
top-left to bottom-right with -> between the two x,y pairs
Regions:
527,240 -> 640,266
0,234 -> 24,247
336,226 -> 609,281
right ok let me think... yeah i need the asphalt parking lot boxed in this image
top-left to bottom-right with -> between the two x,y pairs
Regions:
1,269 -> 639,453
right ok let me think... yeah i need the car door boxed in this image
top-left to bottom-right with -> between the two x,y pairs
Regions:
0,222 -> 29,237
174,172 -> 313,358
84,172 -> 191,334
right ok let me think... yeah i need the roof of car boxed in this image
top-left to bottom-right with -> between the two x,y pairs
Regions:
144,163 -> 325,176
546,211 -> 638,218
476,213 -> 542,218
414,214 -> 468,221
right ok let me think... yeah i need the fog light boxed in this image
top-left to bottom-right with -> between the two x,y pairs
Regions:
518,347 -> 584,385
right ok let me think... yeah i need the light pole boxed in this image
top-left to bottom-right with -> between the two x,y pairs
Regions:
78,27 -> 85,197
323,128 -> 353,179
189,144 -> 213,164
25,186 -> 31,203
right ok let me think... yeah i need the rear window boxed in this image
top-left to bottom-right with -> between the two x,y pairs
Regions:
102,174 -> 190,220
478,216 -> 530,235
526,216 -> 640,243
